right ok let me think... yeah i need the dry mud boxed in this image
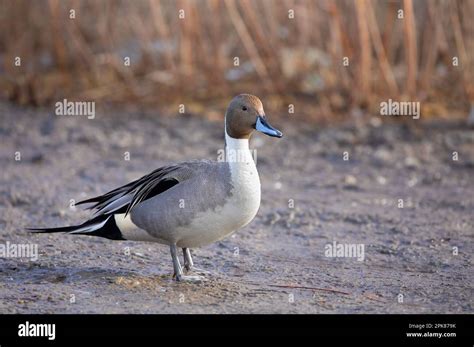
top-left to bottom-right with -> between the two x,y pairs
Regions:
0,102 -> 473,313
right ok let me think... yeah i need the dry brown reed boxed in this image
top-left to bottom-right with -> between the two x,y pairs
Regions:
0,0 -> 472,118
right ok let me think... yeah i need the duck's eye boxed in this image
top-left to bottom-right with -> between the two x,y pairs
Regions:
242,106 -> 248,111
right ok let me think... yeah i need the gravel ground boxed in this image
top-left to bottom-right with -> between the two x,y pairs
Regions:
0,102 -> 473,313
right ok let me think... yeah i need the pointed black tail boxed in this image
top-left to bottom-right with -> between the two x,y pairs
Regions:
28,215 -> 125,240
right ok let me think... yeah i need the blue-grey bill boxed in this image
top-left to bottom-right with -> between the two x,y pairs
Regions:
255,116 -> 283,138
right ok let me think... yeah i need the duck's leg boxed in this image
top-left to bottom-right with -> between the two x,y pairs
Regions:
170,244 -> 203,282
170,244 -> 183,279
182,247 -> 212,275
183,248 -> 194,271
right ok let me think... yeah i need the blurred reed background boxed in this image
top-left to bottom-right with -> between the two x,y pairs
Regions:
0,0 -> 473,120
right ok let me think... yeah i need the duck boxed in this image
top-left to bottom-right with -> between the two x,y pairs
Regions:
29,94 -> 283,281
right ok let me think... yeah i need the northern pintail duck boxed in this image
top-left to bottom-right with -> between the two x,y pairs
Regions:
30,94 -> 282,281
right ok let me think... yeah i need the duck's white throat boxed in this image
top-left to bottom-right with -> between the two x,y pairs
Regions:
225,132 -> 255,164
223,131 -> 261,231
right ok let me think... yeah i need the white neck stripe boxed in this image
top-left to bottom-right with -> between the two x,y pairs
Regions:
225,131 -> 249,150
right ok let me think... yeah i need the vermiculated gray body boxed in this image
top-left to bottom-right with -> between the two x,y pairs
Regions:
130,160 -> 234,247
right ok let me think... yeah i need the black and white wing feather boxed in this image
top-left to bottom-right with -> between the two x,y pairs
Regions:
76,165 -> 182,217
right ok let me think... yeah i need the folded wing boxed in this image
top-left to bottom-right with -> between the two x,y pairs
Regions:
76,165 -> 183,217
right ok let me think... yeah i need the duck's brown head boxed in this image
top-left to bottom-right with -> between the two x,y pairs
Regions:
225,94 -> 282,139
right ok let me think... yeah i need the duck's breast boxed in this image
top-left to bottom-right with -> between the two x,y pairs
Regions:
174,160 -> 261,247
